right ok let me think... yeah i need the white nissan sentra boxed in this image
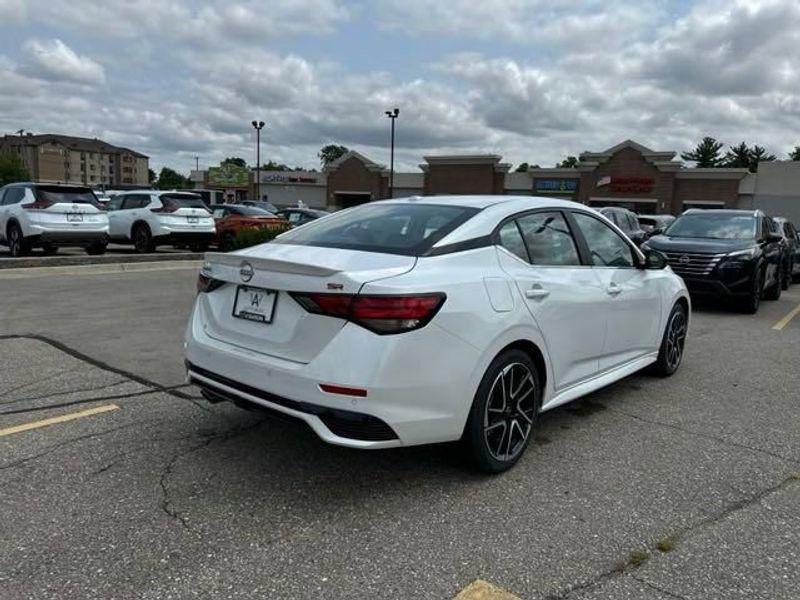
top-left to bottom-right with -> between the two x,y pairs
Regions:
185,196 -> 689,472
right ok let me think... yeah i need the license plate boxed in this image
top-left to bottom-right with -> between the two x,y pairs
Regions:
67,213 -> 83,222
187,216 -> 199,224
233,285 -> 276,324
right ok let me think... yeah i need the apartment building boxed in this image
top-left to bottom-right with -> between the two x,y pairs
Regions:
0,133 -> 149,187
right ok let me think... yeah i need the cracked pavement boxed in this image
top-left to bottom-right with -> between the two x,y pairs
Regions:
1,267 -> 799,599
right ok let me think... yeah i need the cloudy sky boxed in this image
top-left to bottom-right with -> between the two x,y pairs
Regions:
1,0 -> 799,173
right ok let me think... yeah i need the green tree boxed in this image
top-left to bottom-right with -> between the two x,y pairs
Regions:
556,156 -> 579,168
318,144 -> 349,166
749,145 -> 775,172
515,162 -> 529,172
155,167 -> 190,190
221,157 -> 247,168
0,152 -> 29,186
680,137 -> 724,167
789,147 -> 800,161
148,168 -> 157,184
724,142 -> 751,169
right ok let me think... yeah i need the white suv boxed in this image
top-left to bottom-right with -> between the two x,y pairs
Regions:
0,183 -> 109,256
107,190 -> 215,252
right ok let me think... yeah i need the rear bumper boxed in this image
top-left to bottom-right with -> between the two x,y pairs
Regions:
154,231 -> 214,245
28,230 -> 108,247
184,299 -> 480,449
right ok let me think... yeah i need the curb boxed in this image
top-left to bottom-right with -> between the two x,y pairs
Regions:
0,252 -> 204,270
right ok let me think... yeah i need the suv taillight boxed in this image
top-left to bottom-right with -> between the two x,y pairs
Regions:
290,292 -> 445,334
21,200 -> 54,210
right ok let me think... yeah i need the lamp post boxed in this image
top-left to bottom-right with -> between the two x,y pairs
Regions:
251,120 -> 265,201
384,108 -> 399,198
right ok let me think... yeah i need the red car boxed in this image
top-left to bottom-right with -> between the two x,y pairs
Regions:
209,204 -> 288,251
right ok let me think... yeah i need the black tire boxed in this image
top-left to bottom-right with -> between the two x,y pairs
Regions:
220,232 -> 236,252
782,260 -> 792,290
649,303 -> 688,377
464,349 -> 540,473
764,263 -> 782,301
739,266 -> 764,314
7,223 -> 29,257
189,241 -> 209,253
86,242 -> 107,256
42,243 -> 59,255
133,224 -> 155,253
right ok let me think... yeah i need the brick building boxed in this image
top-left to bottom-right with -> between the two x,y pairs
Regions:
191,139 -> 800,220
0,133 -> 149,188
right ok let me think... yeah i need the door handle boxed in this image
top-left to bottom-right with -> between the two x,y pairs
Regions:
607,283 -> 622,296
526,285 -> 550,300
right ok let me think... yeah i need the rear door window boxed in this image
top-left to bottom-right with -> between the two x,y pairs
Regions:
272,203 -> 479,256
498,221 -> 528,261
516,212 -> 580,266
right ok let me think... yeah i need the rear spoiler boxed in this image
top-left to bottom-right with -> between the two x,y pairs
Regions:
203,252 -> 340,277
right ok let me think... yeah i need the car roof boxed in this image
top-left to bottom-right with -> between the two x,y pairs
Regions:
682,208 -> 760,216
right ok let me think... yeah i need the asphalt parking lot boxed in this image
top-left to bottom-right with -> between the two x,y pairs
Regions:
1,263 -> 799,599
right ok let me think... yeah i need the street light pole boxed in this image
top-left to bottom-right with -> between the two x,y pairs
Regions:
251,120 -> 265,201
194,155 -> 199,171
384,108 -> 399,198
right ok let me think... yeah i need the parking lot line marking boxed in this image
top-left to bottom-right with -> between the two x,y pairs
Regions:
0,403 -> 119,438
772,303 -> 800,331
453,580 -> 521,600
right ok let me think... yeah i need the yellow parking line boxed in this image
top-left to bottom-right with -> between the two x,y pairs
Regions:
0,404 -> 119,437
454,580 -> 521,600
772,303 -> 800,331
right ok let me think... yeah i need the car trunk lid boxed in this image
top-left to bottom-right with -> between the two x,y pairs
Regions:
197,244 -> 416,363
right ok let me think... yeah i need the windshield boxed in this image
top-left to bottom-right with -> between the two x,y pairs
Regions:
35,186 -> 98,205
665,213 -> 756,240
272,203 -> 480,255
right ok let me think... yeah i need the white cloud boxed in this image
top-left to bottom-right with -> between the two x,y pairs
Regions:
19,38 -> 105,85
0,0 -> 26,22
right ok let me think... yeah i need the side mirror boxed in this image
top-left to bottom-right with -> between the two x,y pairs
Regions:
650,226 -> 663,236
641,249 -> 668,270
767,232 -> 783,243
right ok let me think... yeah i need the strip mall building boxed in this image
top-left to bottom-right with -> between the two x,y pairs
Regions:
192,139 -> 800,221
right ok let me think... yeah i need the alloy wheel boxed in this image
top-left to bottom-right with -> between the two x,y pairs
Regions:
665,310 -> 687,370
483,362 -> 536,462
9,227 -> 20,257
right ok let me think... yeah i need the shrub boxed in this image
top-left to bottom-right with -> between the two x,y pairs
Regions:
233,223 -> 292,249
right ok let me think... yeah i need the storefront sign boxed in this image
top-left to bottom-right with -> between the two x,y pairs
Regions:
535,178 -> 578,193
606,176 -> 653,193
261,172 -> 320,184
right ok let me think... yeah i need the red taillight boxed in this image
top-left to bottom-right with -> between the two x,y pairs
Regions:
197,272 -> 224,294
21,200 -> 53,210
290,292 -> 445,334
319,383 -> 368,397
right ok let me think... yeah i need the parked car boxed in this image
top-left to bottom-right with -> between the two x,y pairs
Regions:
773,217 -> 799,287
239,200 -> 279,214
209,204 -> 289,251
275,208 -> 330,226
0,182 -> 109,256
598,206 -> 648,245
642,209 -> 784,313
107,190 -> 215,252
638,214 -> 675,236
186,196 -> 689,472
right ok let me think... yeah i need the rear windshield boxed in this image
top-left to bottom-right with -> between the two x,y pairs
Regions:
35,186 -> 98,205
666,213 -> 756,240
160,194 -> 207,210
235,206 -> 273,216
272,203 -> 480,255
